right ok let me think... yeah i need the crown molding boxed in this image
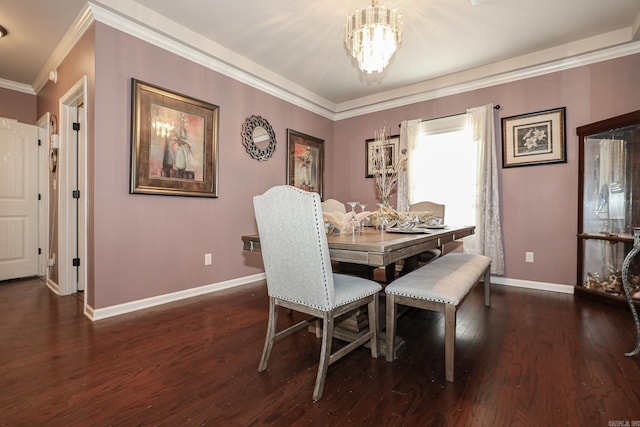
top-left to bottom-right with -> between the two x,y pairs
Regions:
3,1 -> 638,122
31,4 -> 95,93
89,1 -> 337,120
335,30 -> 640,120
0,77 -> 34,95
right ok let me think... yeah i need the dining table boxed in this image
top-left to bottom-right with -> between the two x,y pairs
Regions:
241,224 -> 475,356
241,224 -> 475,283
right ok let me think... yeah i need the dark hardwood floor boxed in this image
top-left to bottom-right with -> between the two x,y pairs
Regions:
1,277 -> 639,426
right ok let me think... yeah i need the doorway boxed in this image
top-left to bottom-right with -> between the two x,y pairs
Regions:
57,76 -> 88,307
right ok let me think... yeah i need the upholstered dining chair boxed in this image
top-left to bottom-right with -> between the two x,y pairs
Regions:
410,201 -> 446,263
253,185 -> 381,401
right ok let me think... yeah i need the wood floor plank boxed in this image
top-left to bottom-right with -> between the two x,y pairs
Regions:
1,277 -> 640,425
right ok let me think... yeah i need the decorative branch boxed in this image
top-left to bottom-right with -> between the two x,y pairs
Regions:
372,125 -> 406,203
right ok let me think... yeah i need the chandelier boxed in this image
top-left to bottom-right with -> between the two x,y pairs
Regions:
344,0 -> 403,74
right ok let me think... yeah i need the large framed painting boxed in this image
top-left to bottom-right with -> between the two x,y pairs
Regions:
130,79 -> 219,197
287,129 -> 324,199
365,134 -> 400,178
501,107 -> 566,168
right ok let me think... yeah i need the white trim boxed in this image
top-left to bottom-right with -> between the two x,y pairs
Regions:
32,5 -> 94,93
335,39 -> 640,120
36,114 -> 50,278
3,2 -> 639,119
87,273 -> 266,321
89,3 -> 336,120
0,77 -> 35,95
491,276 -> 574,294
57,77 -> 88,297
45,277 -> 61,295
88,2 -> 640,120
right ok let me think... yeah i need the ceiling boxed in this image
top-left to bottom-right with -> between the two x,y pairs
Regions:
1,0 -> 639,116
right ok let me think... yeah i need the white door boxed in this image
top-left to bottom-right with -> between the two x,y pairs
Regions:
0,118 -> 38,281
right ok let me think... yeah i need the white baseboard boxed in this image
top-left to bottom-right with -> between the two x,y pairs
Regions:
45,277 -> 60,295
84,273 -> 571,321
491,276 -> 574,294
87,273 -> 266,321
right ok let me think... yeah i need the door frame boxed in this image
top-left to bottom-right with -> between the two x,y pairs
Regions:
37,113 -> 51,278
58,76 -> 88,303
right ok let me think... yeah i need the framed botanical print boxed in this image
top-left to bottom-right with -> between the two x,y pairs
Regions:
501,107 -> 566,168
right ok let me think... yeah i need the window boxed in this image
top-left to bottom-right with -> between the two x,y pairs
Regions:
408,114 -> 478,226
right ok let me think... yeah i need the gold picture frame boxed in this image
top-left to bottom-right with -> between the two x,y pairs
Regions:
130,79 -> 219,197
286,129 -> 324,199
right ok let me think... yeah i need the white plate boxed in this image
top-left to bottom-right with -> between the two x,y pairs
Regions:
385,227 -> 431,234
415,224 -> 447,229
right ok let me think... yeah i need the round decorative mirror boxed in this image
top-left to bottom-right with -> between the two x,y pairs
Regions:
242,115 -> 276,161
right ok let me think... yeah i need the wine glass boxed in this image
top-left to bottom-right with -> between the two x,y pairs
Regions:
376,203 -> 389,231
358,203 -> 368,229
347,201 -> 358,214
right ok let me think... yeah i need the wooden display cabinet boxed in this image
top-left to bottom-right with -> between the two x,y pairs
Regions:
576,110 -> 640,306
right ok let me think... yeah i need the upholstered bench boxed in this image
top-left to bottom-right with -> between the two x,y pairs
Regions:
385,253 -> 491,382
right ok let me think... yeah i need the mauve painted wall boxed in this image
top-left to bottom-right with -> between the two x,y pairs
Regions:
92,23 -> 333,308
332,53 -> 640,287
0,87 -> 36,124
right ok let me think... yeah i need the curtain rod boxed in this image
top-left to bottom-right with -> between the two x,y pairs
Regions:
399,104 -> 501,126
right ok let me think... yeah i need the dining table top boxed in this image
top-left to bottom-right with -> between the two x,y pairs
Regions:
241,225 -> 475,268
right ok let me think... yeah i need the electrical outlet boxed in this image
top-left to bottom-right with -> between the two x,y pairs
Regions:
204,253 -> 212,266
525,252 -> 534,263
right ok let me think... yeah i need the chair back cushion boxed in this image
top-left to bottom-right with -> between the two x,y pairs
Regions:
254,186 -> 335,310
321,198 -> 347,214
410,201 -> 445,221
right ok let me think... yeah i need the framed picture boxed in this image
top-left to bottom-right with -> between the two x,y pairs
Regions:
287,129 -> 324,199
501,107 -> 566,168
365,134 -> 400,178
130,79 -> 219,197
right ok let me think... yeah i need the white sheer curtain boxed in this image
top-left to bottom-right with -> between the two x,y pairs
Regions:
399,105 -> 504,275
466,104 -> 505,275
397,119 -> 421,211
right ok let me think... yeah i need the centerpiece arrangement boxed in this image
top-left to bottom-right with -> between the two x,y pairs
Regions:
368,126 -> 405,228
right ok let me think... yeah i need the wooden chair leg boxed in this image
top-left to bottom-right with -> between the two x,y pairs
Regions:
368,296 -> 379,359
484,267 -> 491,307
258,297 -> 278,372
385,294 -> 397,362
444,303 -> 456,382
313,312 -> 334,401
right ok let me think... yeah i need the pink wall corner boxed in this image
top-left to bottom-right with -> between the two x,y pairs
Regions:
334,53 -> 640,288
91,23 -> 333,308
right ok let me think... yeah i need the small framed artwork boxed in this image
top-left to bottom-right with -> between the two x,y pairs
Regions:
130,79 -> 219,197
365,134 -> 400,178
501,107 -> 566,168
287,129 -> 324,199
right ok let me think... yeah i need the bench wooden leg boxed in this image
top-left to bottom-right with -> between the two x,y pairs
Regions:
484,267 -> 491,307
368,297 -> 379,359
385,294 -> 397,362
444,303 -> 456,382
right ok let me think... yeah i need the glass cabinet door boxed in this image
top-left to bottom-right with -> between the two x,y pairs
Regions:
581,124 -> 640,237
577,110 -> 640,304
